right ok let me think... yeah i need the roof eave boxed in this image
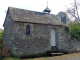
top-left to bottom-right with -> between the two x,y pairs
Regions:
14,21 -> 66,26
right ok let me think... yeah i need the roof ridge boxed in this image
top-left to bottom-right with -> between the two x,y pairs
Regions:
8,7 -> 56,15
9,7 -> 45,14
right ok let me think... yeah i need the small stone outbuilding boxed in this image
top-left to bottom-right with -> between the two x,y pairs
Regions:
3,7 -> 80,56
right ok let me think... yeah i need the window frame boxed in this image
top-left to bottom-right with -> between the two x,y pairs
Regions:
26,25 -> 31,36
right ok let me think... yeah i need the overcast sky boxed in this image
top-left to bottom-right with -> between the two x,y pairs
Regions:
0,0 -> 74,29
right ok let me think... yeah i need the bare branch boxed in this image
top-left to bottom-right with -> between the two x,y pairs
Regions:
66,0 -> 80,22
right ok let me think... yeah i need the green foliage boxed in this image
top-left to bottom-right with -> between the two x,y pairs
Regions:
0,30 -> 4,43
68,22 -> 80,39
0,44 -> 3,47
0,30 -> 4,48
3,57 -> 20,60
0,30 -> 4,42
9,41 -> 12,45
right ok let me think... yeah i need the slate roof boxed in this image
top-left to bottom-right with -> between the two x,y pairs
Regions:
8,7 -> 65,26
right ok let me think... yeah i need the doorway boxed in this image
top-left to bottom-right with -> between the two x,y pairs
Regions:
51,29 -> 56,46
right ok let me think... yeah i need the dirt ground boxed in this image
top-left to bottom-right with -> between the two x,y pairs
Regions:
24,53 -> 80,60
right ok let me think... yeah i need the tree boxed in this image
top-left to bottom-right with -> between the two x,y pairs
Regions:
66,0 -> 80,22
57,11 -> 71,24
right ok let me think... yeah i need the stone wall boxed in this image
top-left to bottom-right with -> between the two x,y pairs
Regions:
12,23 -> 51,56
3,10 -> 14,50
11,22 -> 64,56
58,27 -> 80,52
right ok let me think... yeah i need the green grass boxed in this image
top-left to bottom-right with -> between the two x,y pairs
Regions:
3,57 -> 20,60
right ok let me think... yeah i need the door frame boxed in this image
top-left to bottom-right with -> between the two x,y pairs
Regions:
51,29 -> 56,46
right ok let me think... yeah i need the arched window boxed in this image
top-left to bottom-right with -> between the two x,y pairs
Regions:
26,25 -> 31,35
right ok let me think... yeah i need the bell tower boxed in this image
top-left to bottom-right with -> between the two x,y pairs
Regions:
43,1 -> 51,14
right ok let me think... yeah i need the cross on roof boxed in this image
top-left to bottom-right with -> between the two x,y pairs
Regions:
43,1 -> 51,13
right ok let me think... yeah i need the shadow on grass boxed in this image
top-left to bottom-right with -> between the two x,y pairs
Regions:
9,51 -> 64,59
2,51 -> 71,59
8,53 -> 54,59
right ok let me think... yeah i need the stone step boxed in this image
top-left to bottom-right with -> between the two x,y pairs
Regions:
50,53 -> 63,54
50,53 -> 63,56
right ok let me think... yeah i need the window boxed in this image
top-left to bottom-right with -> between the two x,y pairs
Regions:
26,25 -> 31,35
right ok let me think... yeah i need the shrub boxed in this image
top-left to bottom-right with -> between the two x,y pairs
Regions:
0,30 -> 4,49
0,46 -> 9,58
68,22 -> 80,40
0,30 -> 4,42
0,30 -> 10,59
